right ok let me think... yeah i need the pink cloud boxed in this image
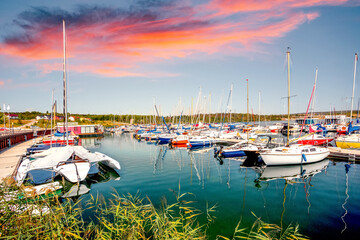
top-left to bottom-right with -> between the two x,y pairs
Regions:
0,79 -> 12,87
206,0 -> 348,15
0,0 -> 349,78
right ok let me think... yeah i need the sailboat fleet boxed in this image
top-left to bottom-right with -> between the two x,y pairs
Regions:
116,51 -> 354,171
121,47 -> 360,167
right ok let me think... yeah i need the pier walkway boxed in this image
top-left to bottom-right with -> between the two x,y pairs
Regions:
328,147 -> 360,162
0,138 -> 39,180
0,129 -> 51,180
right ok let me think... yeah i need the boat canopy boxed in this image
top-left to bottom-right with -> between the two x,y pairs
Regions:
54,130 -> 72,137
347,122 -> 360,134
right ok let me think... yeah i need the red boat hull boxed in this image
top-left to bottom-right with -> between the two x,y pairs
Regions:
43,139 -> 75,145
171,140 -> 188,145
298,138 -> 334,146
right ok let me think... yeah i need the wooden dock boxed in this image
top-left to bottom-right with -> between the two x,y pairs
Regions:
0,138 -> 39,180
328,147 -> 360,162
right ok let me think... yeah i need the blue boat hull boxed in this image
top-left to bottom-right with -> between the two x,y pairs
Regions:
158,137 -> 172,144
221,150 -> 246,158
188,141 -> 213,148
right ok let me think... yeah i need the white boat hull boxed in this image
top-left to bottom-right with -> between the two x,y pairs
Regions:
56,162 -> 90,183
260,150 -> 329,166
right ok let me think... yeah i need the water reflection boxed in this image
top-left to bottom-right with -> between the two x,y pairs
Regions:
152,145 -> 167,174
341,163 -> 351,234
62,165 -> 120,199
255,160 -> 329,182
78,137 -> 103,147
253,160 -> 330,234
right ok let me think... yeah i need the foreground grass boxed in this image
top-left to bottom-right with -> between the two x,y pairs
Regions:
0,181 -> 308,239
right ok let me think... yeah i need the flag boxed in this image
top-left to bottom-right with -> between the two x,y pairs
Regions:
356,53 -> 358,62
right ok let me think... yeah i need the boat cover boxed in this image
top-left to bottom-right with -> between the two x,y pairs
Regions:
28,146 -> 120,170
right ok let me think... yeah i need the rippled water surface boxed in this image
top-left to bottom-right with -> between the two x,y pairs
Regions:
80,134 -> 360,239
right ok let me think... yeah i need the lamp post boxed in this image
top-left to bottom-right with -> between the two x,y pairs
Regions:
2,104 -> 5,129
7,105 -> 10,131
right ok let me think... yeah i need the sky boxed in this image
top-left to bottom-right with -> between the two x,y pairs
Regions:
0,0 -> 360,116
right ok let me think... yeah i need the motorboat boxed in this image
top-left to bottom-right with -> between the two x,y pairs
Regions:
215,134 -> 285,161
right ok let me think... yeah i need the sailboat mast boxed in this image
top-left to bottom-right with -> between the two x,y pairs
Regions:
286,48 -> 291,145
229,84 -> 233,123
310,67 -> 318,120
350,53 -> 358,120
63,20 -> 68,145
51,89 -> 54,146
258,91 -> 261,126
246,79 -> 249,123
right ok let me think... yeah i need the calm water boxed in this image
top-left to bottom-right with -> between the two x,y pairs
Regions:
79,134 -> 360,239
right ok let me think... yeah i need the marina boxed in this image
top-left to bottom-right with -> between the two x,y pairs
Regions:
1,0 -> 360,239
1,128 -> 360,239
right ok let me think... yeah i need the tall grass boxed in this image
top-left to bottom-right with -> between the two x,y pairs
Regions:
0,179 -> 308,239
218,212 -> 308,240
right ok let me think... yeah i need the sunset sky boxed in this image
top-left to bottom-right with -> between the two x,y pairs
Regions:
0,0 -> 359,116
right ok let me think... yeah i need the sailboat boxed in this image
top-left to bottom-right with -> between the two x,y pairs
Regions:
14,20 -> 121,185
335,53 -> 360,148
260,48 -> 329,166
15,145 -> 120,184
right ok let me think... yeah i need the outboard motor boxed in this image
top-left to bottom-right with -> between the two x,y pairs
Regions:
214,146 -> 223,158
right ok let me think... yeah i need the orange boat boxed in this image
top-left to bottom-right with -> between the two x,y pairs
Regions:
171,139 -> 188,145
171,135 -> 189,145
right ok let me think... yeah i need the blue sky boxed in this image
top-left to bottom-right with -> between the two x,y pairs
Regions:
0,0 -> 359,116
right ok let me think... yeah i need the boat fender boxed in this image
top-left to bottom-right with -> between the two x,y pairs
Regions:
301,153 -> 307,162
214,147 -> 219,157
345,163 -> 351,173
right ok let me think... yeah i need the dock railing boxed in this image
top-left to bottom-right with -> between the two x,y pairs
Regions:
0,129 -> 52,152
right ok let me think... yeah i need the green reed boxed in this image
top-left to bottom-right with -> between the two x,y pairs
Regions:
0,179 -> 308,239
